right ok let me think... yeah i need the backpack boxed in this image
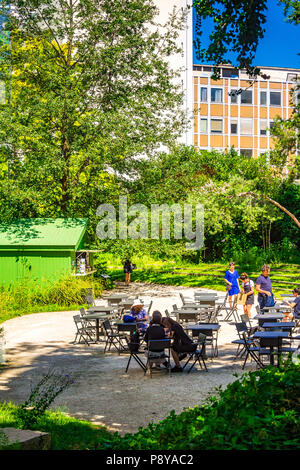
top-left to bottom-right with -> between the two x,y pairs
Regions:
129,329 -> 140,352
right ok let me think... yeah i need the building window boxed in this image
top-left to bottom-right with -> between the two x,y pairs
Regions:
260,120 -> 268,136
200,87 -> 207,102
211,88 -> 223,103
260,91 -> 267,105
200,118 -> 208,133
241,90 -> 252,104
240,149 -> 252,158
230,119 -> 238,134
270,91 -> 281,106
240,119 -> 253,135
211,118 -> 223,133
222,68 -> 239,78
269,121 -> 275,130
230,90 -> 238,104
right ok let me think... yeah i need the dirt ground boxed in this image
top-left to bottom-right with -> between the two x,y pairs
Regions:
0,282 -> 255,434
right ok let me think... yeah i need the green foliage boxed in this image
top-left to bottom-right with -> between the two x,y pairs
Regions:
0,0 -> 184,221
0,275 -> 104,324
193,0 -> 268,78
15,370 -> 74,429
106,361 -> 300,450
0,401 -> 111,450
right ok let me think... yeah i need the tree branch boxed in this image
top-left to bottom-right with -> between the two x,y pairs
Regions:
238,191 -> 300,229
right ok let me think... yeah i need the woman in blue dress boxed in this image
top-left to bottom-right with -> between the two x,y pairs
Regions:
224,262 -> 240,308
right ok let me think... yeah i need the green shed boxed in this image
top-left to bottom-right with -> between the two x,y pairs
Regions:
0,218 -> 94,286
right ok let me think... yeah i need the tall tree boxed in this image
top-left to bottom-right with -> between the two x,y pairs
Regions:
0,0 -> 185,219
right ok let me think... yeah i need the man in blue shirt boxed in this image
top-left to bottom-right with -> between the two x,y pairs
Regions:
285,288 -> 300,319
256,265 -> 273,313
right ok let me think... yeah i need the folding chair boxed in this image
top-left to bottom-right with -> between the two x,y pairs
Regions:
223,303 -> 239,323
240,314 -> 258,336
85,288 -> 95,307
182,333 -> 208,373
241,332 -> 266,370
102,320 -> 127,354
124,336 -> 147,373
180,293 -> 193,305
232,322 -> 251,359
145,339 -> 171,378
214,292 -> 229,316
73,315 -> 96,346
165,309 -> 171,318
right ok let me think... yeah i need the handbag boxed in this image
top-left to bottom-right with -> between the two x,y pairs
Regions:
226,284 -> 231,291
265,293 -> 275,307
132,264 -> 137,270
237,293 -> 247,305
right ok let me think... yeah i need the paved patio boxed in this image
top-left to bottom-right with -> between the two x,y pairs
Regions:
0,283 -> 255,434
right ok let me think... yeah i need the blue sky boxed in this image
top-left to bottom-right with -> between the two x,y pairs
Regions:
193,0 -> 300,69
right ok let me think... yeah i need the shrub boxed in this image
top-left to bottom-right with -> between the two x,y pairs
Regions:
105,361 -> 300,450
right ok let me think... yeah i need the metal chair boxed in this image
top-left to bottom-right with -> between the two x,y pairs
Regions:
180,293 -> 193,305
232,322 -> 251,359
85,288 -> 95,307
124,336 -> 147,373
181,333 -> 208,373
73,315 -> 96,346
102,320 -> 127,354
145,339 -> 171,378
241,332 -> 266,370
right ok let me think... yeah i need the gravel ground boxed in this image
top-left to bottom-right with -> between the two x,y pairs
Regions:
0,282 -> 257,434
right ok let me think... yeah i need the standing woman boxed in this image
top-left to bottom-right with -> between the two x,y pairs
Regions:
240,273 -> 255,318
224,262 -> 240,308
123,257 -> 133,286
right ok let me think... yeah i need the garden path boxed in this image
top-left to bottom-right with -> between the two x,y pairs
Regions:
0,282 -> 256,434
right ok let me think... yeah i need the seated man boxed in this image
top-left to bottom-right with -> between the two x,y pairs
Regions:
285,288 -> 300,321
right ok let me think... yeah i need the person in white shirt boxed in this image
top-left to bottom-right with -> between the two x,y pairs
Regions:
240,273 -> 255,318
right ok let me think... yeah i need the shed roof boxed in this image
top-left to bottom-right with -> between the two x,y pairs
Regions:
0,218 -> 88,251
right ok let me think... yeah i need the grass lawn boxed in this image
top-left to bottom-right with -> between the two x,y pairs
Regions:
0,402 -> 112,450
104,255 -> 300,297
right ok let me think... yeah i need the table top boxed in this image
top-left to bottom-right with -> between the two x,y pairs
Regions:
106,294 -> 128,300
84,313 -> 113,320
262,305 -> 292,312
87,306 -> 115,313
253,331 -> 289,338
173,310 -> 200,316
185,323 -> 220,331
262,322 -> 295,329
254,313 -> 284,320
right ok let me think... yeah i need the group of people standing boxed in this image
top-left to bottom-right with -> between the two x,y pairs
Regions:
224,262 -> 300,320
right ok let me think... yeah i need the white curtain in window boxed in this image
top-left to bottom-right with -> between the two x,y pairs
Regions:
211,119 -> 222,132
240,119 -> 253,135
200,118 -> 207,133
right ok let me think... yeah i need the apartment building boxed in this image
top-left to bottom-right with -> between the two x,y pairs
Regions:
193,64 -> 300,157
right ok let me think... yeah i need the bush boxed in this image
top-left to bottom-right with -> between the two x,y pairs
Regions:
0,275 -> 105,324
105,361 -> 300,450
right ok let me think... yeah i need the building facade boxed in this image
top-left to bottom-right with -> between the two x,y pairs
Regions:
193,64 -> 300,157
153,0 -> 194,146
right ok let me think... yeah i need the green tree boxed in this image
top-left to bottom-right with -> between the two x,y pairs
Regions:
0,0 -> 185,220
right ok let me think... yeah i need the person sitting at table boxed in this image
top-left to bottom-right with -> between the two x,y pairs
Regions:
256,264 -> 274,313
161,316 -> 197,373
124,299 -> 148,333
284,288 -> 300,321
144,311 -> 168,369
240,273 -> 255,318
